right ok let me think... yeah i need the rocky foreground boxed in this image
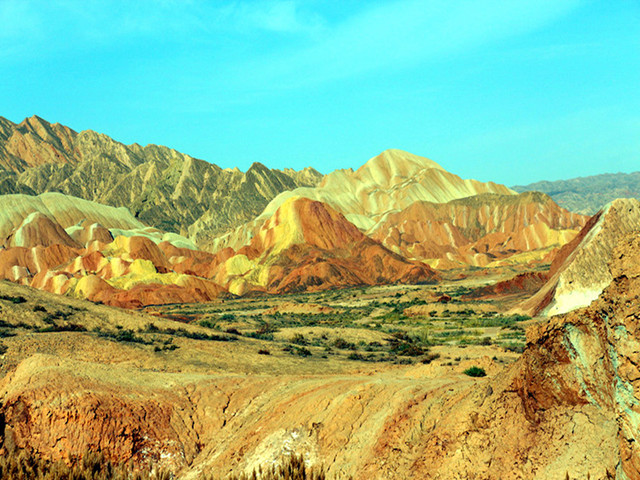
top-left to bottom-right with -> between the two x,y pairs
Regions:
1,228 -> 640,478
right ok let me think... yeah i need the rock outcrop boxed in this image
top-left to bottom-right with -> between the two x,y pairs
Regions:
211,152 -> 586,272
515,198 -> 640,316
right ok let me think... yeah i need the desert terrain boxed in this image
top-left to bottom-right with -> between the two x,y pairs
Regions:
0,117 -> 639,479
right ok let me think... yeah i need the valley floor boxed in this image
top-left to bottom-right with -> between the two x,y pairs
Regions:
0,276 -> 535,478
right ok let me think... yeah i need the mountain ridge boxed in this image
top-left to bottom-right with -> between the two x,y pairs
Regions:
0,115 -> 324,239
513,170 -> 640,215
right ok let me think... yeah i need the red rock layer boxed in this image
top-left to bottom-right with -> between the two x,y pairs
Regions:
4,212 -> 81,249
466,271 -> 549,299
234,197 -> 439,293
0,214 -> 230,307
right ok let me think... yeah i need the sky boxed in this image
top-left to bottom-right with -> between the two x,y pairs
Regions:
0,0 -> 638,185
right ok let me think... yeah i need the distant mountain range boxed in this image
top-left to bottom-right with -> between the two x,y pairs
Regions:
0,115 -> 591,304
0,115 -> 323,242
513,171 -> 640,215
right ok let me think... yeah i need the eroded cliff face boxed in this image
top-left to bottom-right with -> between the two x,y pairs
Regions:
515,233 -> 640,478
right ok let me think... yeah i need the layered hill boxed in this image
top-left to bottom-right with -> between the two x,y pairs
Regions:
368,191 -> 586,269
515,198 -> 640,317
211,150 -> 589,273
0,192 -> 438,304
213,196 -> 439,295
513,171 -> 640,215
0,193 -> 229,308
255,148 -> 514,230
0,115 -> 322,239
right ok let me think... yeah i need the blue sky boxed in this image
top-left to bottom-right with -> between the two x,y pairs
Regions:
1,0 -> 638,185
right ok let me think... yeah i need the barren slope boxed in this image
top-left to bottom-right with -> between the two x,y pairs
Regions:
369,191 -> 586,269
214,196 -> 438,295
212,149 -> 516,253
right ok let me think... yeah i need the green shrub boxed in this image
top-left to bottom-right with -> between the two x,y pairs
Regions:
98,329 -> 149,344
420,353 -> 440,364
333,337 -> 356,350
463,366 -> 487,377
501,342 -> 525,353
246,331 -> 274,341
295,346 -> 312,357
199,319 -> 218,329
37,323 -> 87,333
0,449 -> 170,480
291,333 -> 307,345
0,295 -> 26,304
201,453 -> 325,480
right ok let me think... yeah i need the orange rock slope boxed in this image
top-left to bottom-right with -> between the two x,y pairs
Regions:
213,196 -> 439,295
368,191 -> 586,269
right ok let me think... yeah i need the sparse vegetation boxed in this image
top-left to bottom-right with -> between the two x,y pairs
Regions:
0,294 -> 27,304
0,449 -> 171,480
